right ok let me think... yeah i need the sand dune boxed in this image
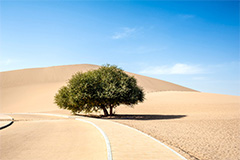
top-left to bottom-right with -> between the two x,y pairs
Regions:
0,64 -> 195,92
0,64 -> 195,113
0,64 -> 99,89
0,64 -> 239,160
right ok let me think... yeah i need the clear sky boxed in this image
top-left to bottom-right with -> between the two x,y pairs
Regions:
0,1 -> 239,95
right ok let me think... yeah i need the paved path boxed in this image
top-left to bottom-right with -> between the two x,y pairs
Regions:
80,116 -> 185,160
1,113 -> 186,160
0,114 -> 107,160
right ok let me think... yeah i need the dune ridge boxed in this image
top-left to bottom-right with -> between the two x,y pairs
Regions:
0,64 -> 196,92
0,64 -> 196,113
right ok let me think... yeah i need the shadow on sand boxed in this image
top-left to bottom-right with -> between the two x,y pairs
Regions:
76,114 -> 187,120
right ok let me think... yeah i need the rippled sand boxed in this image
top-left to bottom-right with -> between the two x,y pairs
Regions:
115,92 -> 240,160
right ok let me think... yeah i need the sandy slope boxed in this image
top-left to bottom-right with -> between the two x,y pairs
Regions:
0,64 -> 239,159
0,64 -> 195,92
0,64 -> 195,113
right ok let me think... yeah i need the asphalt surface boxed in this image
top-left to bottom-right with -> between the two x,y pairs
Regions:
0,114 -> 107,160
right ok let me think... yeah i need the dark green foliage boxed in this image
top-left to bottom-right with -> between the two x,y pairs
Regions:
54,64 -> 145,116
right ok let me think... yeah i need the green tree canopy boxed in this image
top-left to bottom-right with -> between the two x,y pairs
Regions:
54,64 -> 145,116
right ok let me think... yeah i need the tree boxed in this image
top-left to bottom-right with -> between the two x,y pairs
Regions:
54,64 -> 145,116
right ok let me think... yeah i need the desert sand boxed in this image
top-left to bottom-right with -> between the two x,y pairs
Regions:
0,64 -> 239,160
115,92 -> 240,160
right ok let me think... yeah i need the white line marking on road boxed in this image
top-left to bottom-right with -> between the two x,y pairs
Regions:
112,121 -> 187,160
75,118 -> 112,160
5,113 -> 113,160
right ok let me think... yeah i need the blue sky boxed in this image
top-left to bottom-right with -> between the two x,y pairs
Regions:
0,1 -> 239,95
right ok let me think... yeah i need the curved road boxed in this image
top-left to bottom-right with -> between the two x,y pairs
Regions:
0,114 -> 107,160
1,113 -> 186,160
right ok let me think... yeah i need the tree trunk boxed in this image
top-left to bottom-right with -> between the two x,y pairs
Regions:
110,106 -> 113,116
101,106 -> 109,116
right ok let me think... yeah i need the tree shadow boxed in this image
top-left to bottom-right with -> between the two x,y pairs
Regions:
76,114 -> 187,120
